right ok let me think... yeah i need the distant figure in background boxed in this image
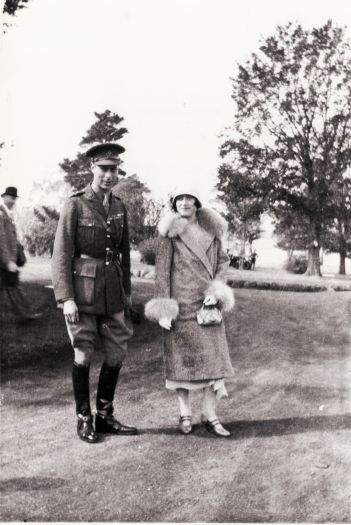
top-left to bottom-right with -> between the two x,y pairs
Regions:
0,186 -> 42,322
250,250 -> 258,271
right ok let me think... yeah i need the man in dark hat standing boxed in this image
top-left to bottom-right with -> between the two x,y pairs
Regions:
0,186 -> 41,322
52,143 -> 137,443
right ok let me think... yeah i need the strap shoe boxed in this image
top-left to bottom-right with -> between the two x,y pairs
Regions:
179,415 -> 193,435
201,414 -> 231,438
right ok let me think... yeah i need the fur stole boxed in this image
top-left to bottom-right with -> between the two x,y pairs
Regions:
158,208 -> 227,239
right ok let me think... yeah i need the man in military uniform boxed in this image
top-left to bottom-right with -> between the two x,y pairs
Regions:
52,143 -> 137,443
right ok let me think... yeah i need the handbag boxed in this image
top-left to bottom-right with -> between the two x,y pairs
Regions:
197,303 -> 222,326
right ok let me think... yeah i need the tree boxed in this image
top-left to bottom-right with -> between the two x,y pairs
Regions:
2,0 -> 30,32
221,21 -> 351,276
18,178 -> 67,256
112,174 -> 151,245
3,0 -> 29,15
274,175 -> 351,274
274,208 -> 309,253
113,177 -> 164,245
217,143 -> 268,267
323,172 -> 351,273
23,206 -> 59,256
143,197 -> 164,238
60,110 -> 128,190
80,111 -> 128,146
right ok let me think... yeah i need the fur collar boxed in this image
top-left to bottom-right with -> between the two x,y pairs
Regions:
158,208 -> 227,239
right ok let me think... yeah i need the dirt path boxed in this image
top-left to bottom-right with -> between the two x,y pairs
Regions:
1,281 -> 351,522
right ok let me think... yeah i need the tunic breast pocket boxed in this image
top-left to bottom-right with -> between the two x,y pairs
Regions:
77,219 -> 103,250
73,259 -> 97,306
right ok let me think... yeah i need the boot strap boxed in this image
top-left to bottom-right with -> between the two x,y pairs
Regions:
78,414 -> 92,422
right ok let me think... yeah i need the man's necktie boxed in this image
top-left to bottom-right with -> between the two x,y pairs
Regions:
103,194 -> 110,214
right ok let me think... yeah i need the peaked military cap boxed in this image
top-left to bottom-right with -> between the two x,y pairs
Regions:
86,142 -> 125,165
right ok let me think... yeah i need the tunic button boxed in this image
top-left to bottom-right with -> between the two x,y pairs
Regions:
107,234 -> 110,238
105,262 -> 110,266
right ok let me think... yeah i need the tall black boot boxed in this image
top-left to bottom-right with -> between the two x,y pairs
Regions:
72,363 -> 98,443
95,363 -> 137,435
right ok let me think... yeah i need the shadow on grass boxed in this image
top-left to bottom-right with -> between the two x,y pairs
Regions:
140,413 -> 351,439
0,476 -> 66,493
17,394 -> 72,408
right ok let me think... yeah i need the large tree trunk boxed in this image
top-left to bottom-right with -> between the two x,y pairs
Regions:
239,220 -> 247,271
305,216 -> 322,276
306,245 -> 322,276
339,253 -> 346,275
337,218 -> 347,275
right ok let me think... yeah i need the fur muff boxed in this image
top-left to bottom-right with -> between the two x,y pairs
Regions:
158,208 -> 227,239
145,297 -> 179,322
205,279 -> 235,312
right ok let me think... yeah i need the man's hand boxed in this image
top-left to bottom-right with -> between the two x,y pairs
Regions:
159,317 -> 172,330
203,294 -> 218,306
7,261 -> 18,273
63,299 -> 79,323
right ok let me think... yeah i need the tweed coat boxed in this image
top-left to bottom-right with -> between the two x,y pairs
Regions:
145,208 -> 235,382
0,203 -> 19,269
51,184 -> 131,315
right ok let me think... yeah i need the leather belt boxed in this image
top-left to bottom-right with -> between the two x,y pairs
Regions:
78,249 -> 120,265
78,254 -> 99,259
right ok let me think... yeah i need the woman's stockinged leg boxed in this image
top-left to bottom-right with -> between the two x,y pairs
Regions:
201,386 -> 217,421
176,388 -> 193,434
201,386 -> 231,438
176,388 -> 191,417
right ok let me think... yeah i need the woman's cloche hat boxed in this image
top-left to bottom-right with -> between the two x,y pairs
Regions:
172,185 -> 202,208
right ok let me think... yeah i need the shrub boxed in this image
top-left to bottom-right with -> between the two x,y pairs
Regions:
138,237 -> 157,265
284,255 -> 308,274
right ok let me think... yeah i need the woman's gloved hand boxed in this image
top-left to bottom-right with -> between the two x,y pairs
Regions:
159,317 -> 172,330
203,294 -> 218,306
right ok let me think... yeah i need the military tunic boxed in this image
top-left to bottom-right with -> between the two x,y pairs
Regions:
52,184 -> 131,315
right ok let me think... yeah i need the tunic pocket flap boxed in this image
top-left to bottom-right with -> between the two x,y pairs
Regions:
73,260 -> 97,278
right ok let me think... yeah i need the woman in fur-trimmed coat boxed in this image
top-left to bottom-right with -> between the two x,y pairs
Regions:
145,187 -> 235,437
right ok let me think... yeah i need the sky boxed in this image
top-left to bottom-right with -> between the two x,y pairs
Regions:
0,0 -> 350,208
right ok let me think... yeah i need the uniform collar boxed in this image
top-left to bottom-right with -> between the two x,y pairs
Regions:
83,184 -> 108,218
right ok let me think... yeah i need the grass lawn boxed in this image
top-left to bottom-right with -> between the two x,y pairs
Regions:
1,272 -> 351,522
